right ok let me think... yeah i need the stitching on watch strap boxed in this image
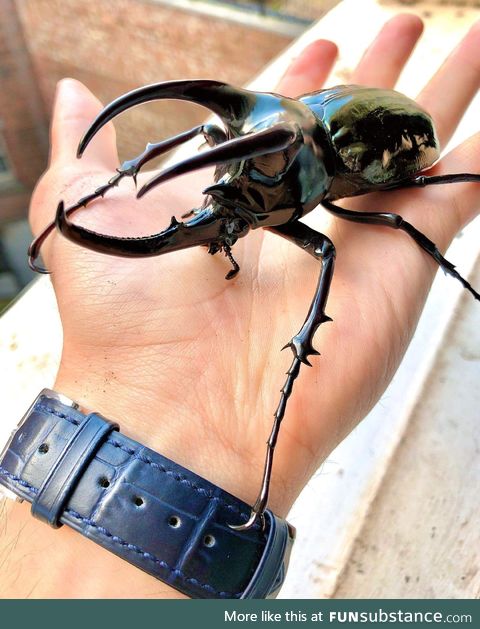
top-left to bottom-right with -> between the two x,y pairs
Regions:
36,401 -> 253,519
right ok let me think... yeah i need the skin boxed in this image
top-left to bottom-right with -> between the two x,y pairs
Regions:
1,14 -> 479,598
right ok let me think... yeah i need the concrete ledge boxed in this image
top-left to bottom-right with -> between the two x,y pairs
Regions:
151,0 -> 323,36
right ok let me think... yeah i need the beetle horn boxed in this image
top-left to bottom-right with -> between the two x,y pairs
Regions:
137,122 -> 300,198
77,80 -> 254,157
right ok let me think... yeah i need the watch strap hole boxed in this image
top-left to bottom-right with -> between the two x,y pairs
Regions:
98,476 -> 110,488
168,515 -> 181,528
203,534 -> 216,547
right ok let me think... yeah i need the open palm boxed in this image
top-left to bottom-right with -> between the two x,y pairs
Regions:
30,14 -> 480,526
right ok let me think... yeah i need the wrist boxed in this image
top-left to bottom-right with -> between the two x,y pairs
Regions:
1,499 -> 186,598
53,361 -> 296,518
1,389 -> 294,598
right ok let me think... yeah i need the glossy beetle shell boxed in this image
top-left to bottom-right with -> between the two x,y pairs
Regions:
301,85 -> 440,200
207,85 -> 441,223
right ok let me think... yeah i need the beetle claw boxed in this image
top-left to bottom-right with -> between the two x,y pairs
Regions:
27,241 -> 50,274
228,509 -> 265,532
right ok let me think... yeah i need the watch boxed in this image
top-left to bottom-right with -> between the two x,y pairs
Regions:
0,389 -> 295,599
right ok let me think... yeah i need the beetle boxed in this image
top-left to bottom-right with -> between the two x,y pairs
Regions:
28,80 -> 480,530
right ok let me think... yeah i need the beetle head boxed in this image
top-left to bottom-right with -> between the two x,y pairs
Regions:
77,80 -> 331,222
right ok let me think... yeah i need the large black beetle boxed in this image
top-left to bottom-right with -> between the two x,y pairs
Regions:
29,80 -> 480,530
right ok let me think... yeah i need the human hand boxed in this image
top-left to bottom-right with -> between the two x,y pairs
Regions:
5,14 -> 479,598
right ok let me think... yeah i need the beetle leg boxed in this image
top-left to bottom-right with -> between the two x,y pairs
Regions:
223,244 -> 240,280
55,202 -> 232,258
119,124 -> 227,185
28,125 -> 227,273
401,173 -> 480,188
229,221 -> 335,531
323,200 -> 479,301
137,122 -> 300,197
28,171 -> 125,273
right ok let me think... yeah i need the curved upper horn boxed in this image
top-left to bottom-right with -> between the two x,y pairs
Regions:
77,80 -> 254,157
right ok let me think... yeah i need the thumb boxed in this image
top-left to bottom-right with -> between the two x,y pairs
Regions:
50,78 -> 119,170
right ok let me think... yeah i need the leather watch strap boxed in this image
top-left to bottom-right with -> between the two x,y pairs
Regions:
0,390 -> 295,598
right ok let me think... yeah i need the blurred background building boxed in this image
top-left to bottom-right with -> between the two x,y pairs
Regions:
0,0 -> 337,309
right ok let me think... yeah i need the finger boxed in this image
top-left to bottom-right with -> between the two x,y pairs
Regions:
417,21 -> 480,147
50,78 -> 119,169
276,39 -> 338,98
352,14 -> 423,88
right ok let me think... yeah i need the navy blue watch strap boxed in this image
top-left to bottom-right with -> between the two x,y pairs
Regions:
0,390 -> 295,598
32,412 -> 119,527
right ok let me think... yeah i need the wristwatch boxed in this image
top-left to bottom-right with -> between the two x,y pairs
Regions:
0,389 -> 295,598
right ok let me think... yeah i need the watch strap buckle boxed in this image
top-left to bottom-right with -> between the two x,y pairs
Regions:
240,510 -> 295,598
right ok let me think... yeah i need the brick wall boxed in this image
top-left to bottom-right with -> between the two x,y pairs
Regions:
15,0 -> 292,162
0,0 -> 293,296
0,0 -> 49,221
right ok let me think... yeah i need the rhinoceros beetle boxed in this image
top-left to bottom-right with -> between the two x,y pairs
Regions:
28,80 -> 480,530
